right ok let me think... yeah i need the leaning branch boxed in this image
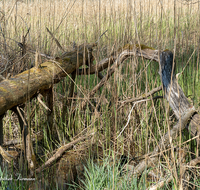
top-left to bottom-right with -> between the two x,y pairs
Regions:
118,85 -> 162,110
159,50 -> 200,144
35,132 -> 95,173
77,44 -> 159,75
133,106 -> 196,176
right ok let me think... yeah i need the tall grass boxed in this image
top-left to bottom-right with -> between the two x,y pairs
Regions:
0,0 -> 200,189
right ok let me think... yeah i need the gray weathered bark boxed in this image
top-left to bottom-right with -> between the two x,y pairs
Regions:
159,50 -> 200,144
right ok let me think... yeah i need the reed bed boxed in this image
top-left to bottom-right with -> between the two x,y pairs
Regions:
0,0 -> 200,189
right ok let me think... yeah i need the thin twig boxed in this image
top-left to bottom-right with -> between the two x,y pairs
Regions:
37,94 -> 51,111
117,99 -> 149,139
16,106 -> 27,126
95,29 -> 108,44
46,27 -> 65,52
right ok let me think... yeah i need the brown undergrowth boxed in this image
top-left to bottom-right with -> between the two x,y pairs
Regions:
0,0 -> 200,189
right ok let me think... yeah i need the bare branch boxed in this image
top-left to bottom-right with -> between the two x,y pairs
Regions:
132,106 -> 196,176
46,27 -> 65,52
148,174 -> 173,190
118,85 -> 162,110
36,132 -> 95,173
37,94 -> 51,111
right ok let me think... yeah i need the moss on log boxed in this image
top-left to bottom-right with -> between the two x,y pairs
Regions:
0,44 -> 95,115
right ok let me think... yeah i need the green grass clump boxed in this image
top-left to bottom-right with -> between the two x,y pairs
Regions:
71,158 -> 140,190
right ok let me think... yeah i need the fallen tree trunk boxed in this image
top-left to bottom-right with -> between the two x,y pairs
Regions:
77,44 -> 200,142
0,43 -> 199,142
133,106 -> 196,176
0,43 -> 95,116
159,50 -> 200,144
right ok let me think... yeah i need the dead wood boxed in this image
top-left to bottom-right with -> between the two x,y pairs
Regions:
35,132 -> 95,173
80,49 -> 138,110
132,106 -> 195,176
0,43 -> 158,117
148,174 -> 173,190
0,43 -> 95,116
118,85 -> 162,110
26,133 -> 36,171
77,61 -> 105,80
77,44 -> 159,112
75,45 -> 199,145
46,27 -> 65,52
159,50 -> 200,145
0,145 -> 15,163
77,44 -> 159,76
37,94 -> 51,111
77,57 -> 115,75
0,42 -> 199,182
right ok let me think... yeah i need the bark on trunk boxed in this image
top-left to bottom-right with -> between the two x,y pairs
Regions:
159,50 -> 200,144
0,44 -> 94,115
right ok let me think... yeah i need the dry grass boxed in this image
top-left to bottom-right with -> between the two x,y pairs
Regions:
0,0 -> 200,189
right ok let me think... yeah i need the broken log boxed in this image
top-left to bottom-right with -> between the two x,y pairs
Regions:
131,49 -> 199,177
35,130 -> 96,173
159,50 -> 200,144
132,106 -> 195,176
0,43 -> 95,116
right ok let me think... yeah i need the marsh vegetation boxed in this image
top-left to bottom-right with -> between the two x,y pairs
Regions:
0,0 -> 200,189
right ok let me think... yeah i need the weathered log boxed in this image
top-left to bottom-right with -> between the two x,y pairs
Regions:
0,43 -> 199,144
0,43 -> 95,116
132,106 -> 195,176
76,45 -> 199,141
159,50 -> 200,144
